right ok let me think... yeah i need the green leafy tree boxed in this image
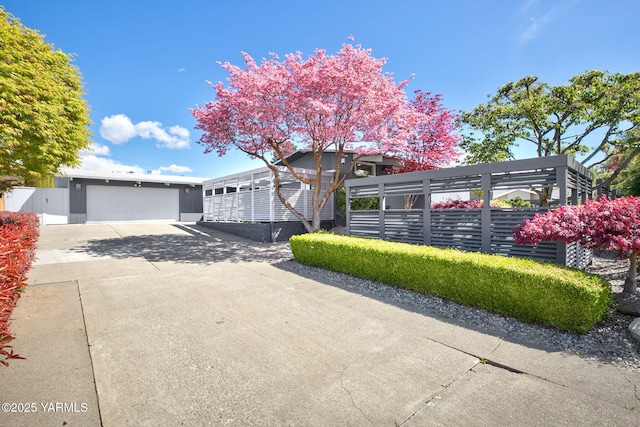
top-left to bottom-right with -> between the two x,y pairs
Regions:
459,70 -> 640,202
612,153 -> 640,196
0,8 -> 91,193
506,196 -> 534,208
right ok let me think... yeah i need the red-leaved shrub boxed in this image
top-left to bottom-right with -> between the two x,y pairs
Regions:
430,199 -> 484,209
514,196 -> 640,294
430,199 -> 509,209
0,211 -> 39,366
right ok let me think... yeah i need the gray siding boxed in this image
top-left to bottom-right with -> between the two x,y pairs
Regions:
179,187 -> 203,214
284,152 -> 397,179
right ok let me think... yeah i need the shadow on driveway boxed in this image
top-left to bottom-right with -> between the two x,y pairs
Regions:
270,258 -> 640,369
68,223 -> 292,265
68,222 -> 640,369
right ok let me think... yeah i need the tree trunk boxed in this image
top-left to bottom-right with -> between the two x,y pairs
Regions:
311,206 -> 322,232
623,253 -> 638,294
269,167 -> 314,233
536,186 -> 551,207
404,194 -> 418,209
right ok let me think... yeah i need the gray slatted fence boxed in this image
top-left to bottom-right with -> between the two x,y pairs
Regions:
345,155 -> 593,268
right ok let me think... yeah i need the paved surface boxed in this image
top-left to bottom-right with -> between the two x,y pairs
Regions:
1,222 -> 639,426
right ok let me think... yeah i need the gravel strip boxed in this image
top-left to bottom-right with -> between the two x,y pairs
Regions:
268,244 -> 640,373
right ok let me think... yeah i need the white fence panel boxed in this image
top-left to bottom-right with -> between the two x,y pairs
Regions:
4,187 -> 69,224
254,189 -> 272,221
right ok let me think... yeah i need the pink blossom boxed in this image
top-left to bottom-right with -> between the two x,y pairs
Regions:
385,91 -> 460,174
191,42 -> 460,233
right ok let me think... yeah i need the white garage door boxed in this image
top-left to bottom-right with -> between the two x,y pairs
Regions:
87,185 -> 179,222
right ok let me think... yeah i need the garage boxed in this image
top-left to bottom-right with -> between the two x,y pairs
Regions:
86,185 -> 179,222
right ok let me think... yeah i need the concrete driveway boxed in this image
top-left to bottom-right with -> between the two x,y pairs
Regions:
1,222 -> 638,426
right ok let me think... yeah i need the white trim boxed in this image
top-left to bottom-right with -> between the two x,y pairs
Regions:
60,169 -> 206,185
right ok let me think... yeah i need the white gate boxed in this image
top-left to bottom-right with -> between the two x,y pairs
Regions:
4,187 -> 70,224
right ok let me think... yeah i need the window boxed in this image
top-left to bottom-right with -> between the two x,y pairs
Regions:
355,162 -> 376,177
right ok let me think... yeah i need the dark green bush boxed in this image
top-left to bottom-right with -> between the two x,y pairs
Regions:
506,196 -> 534,208
290,233 -> 611,333
335,187 -> 380,220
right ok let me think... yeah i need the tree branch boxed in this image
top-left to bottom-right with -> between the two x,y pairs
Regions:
592,147 -> 640,191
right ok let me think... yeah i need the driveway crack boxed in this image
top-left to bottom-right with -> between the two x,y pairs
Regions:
623,371 -> 640,404
399,358 -> 481,426
337,334 -> 397,426
338,362 -> 374,426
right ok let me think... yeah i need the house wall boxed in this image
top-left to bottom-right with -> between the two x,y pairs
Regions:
180,187 -> 203,216
197,219 -> 334,242
285,152 -> 398,225
286,152 -> 354,176
286,152 -> 396,178
5,177 -> 203,224
493,189 -> 540,202
67,179 -> 87,215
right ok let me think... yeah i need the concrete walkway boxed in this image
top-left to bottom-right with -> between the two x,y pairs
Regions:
1,223 -> 638,426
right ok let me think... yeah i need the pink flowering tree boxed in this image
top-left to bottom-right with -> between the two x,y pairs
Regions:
384,91 -> 460,208
192,41 -> 459,232
386,91 -> 460,174
513,196 -> 640,294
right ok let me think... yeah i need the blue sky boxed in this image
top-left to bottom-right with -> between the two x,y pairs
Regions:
4,0 -> 639,178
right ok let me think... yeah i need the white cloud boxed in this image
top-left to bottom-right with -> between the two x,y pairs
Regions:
64,154 -> 146,174
70,114 -> 194,175
520,0 -> 539,13
99,114 -> 191,149
519,17 -> 543,43
163,126 -> 191,149
150,164 -> 193,175
66,155 -> 194,176
99,114 -> 137,144
169,125 -> 190,140
80,142 -> 111,156
136,121 -> 191,149
67,153 -> 194,176
517,0 -> 577,45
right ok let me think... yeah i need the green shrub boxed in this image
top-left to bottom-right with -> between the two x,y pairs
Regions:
290,233 -> 611,333
506,196 -> 535,208
335,186 -> 380,220
490,199 -> 512,208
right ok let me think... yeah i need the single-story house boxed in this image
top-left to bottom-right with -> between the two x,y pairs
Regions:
5,170 -> 205,224
198,151 -> 401,241
492,189 -> 540,204
275,150 -> 399,178
4,150 -> 396,231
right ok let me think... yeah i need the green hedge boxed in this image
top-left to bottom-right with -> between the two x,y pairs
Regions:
289,233 -> 611,333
